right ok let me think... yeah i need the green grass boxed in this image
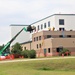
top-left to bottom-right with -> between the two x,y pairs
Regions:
0,58 -> 75,75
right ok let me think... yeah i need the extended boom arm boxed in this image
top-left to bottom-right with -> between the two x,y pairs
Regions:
0,27 -> 27,56
0,25 -> 35,56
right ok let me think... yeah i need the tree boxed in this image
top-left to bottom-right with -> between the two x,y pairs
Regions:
11,42 -> 22,58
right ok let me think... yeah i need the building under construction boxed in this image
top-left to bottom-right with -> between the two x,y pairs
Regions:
10,14 -> 75,57
21,31 -> 75,57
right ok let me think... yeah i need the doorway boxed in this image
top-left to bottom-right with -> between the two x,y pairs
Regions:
56,47 -> 63,52
44,48 -> 47,57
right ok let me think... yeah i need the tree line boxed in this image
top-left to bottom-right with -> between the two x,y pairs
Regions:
11,42 -> 36,58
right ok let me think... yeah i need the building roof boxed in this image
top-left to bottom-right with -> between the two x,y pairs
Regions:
20,41 -> 32,45
10,14 -> 75,26
10,24 -> 29,26
30,14 -> 75,25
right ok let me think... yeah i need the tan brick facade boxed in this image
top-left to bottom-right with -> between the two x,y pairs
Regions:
21,31 -> 75,57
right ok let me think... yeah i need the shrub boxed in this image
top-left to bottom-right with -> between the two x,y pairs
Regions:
29,50 -> 36,58
13,54 -> 20,58
21,50 -> 29,58
59,48 -> 71,56
11,42 -> 22,58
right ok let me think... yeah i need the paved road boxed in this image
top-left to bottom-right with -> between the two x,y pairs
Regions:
0,56 -> 75,63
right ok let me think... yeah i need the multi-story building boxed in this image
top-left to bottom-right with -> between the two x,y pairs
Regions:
21,31 -> 75,57
31,14 -> 75,33
11,14 -> 75,57
11,14 -> 75,45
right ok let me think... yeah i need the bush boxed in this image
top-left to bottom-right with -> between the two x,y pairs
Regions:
13,54 -> 20,58
29,50 -> 36,58
20,49 -> 36,58
11,43 -> 22,58
59,48 -> 71,56
21,50 -> 29,58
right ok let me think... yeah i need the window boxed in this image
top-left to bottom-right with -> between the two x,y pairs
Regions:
59,28 -> 65,31
48,21 -> 50,27
44,23 -> 46,28
56,47 -> 63,52
36,37 -> 38,41
41,24 -> 43,29
24,47 -> 26,50
48,48 -> 50,53
37,44 -> 38,49
59,35 -> 64,38
34,27 -> 36,31
47,35 -> 51,38
59,19 -> 64,25
38,25 -> 40,30
67,35 -> 71,38
39,44 -> 41,48
34,37 -> 35,41
39,36 -> 41,40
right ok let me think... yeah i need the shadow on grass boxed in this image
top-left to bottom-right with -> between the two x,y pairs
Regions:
37,67 -> 72,72
38,67 -> 55,71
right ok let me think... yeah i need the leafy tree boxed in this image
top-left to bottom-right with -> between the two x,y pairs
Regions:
11,42 -> 22,58
29,49 -> 36,58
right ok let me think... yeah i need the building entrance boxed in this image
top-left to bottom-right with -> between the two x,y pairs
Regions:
44,49 -> 47,57
56,47 -> 63,52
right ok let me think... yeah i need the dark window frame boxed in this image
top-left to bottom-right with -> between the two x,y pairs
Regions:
39,36 -> 41,40
38,25 -> 40,30
59,35 -> 64,38
41,24 -> 43,29
48,21 -> 50,27
47,35 -> 52,38
67,35 -> 71,38
39,44 -> 41,48
59,19 -> 64,25
56,47 -> 63,52
44,23 -> 46,28
34,27 -> 36,31
36,37 -> 38,41
48,48 -> 50,53
34,37 -> 35,41
24,47 -> 26,50
37,44 -> 38,49
59,28 -> 65,31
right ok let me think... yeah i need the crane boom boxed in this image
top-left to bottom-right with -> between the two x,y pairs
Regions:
0,27 -> 27,56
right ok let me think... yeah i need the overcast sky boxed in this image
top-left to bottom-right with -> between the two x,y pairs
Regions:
0,0 -> 75,45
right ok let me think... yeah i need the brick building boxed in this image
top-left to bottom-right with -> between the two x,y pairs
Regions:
21,31 -> 75,57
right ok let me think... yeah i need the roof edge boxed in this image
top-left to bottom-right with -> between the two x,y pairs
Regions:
30,14 -> 75,25
10,24 -> 29,26
20,41 -> 32,45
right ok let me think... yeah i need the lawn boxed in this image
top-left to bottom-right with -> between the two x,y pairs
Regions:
0,58 -> 75,75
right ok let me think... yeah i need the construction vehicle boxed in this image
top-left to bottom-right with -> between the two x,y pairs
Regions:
0,25 -> 35,60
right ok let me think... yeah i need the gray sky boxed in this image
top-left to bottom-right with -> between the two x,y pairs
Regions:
0,0 -> 75,45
